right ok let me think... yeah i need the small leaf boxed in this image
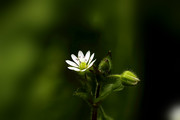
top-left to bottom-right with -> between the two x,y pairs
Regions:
74,88 -> 92,104
95,75 -> 124,103
99,106 -> 113,120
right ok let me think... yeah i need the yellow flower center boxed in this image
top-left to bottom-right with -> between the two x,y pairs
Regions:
79,62 -> 88,70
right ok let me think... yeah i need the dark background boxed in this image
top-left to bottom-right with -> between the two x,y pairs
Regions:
142,1 -> 180,120
0,0 -> 179,120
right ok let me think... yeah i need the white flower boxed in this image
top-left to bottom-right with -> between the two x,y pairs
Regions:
66,50 -> 96,72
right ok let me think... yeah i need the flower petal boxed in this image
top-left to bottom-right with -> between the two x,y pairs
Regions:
66,60 -> 78,67
88,53 -> 94,65
71,54 -> 80,65
88,59 -> 96,68
78,50 -> 84,59
80,69 -> 87,72
68,67 -> 80,71
84,51 -> 90,63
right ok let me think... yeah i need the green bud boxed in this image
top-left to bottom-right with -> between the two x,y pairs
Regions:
120,71 -> 140,86
98,51 -> 112,76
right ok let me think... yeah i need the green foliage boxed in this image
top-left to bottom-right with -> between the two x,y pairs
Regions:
74,88 -> 92,104
95,76 -> 124,103
74,51 -> 140,120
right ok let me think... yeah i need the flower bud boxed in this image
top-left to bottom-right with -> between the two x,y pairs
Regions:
98,51 -> 112,76
120,71 -> 140,86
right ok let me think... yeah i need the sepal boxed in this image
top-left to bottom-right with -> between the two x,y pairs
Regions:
98,51 -> 112,76
120,71 -> 140,86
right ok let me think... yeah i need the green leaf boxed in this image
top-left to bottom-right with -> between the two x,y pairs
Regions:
74,88 -> 92,104
77,71 -> 97,98
95,75 -> 124,103
98,106 -> 113,120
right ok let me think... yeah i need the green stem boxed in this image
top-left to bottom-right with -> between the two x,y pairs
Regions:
96,84 -> 100,98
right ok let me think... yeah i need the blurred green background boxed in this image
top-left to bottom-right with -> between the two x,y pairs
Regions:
0,0 -> 147,120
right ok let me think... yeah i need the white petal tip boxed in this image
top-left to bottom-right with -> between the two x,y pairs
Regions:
88,59 -> 96,68
66,60 -> 78,67
68,67 -> 80,71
